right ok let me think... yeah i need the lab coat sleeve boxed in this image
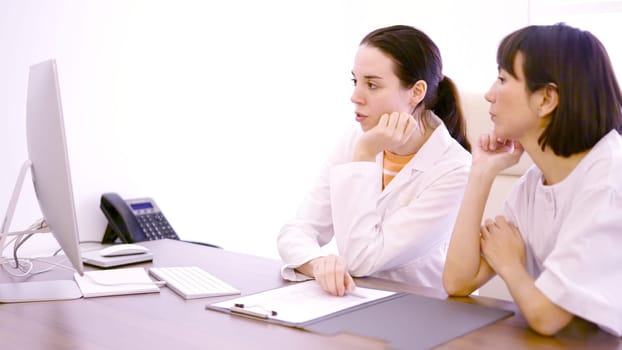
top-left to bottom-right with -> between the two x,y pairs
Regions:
276,129 -> 358,281
329,158 -> 469,277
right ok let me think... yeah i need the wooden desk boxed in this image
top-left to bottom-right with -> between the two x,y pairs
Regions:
1,239 -> 620,349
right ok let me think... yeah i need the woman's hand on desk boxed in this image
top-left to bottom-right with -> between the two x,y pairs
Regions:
297,255 -> 356,296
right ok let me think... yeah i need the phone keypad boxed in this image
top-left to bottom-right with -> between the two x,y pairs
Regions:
137,213 -> 179,240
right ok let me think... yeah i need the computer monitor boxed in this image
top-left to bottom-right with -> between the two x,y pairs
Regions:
0,59 -> 84,302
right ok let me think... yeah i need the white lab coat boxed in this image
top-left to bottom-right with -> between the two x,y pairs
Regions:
277,121 -> 471,289
503,130 -> 622,337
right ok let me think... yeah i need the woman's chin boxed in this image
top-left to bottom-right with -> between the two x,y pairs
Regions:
358,123 -> 372,132
492,127 -> 510,140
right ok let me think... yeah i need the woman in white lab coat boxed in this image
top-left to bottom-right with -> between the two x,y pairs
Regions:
443,24 -> 622,336
277,25 -> 472,295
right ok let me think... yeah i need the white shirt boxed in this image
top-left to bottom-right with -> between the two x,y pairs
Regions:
277,121 -> 471,289
503,130 -> 622,337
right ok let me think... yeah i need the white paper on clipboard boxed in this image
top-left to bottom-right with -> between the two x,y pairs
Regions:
206,280 -> 396,326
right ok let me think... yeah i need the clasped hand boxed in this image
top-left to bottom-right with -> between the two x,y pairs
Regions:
480,216 -> 526,279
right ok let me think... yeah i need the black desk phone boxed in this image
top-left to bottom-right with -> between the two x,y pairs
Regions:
100,192 -> 180,244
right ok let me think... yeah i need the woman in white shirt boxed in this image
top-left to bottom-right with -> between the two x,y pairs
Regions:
277,25 -> 472,296
443,23 -> 622,337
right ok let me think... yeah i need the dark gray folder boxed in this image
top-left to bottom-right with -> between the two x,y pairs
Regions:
303,292 -> 513,350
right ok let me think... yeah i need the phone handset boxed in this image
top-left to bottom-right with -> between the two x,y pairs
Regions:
100,192 -> 179,244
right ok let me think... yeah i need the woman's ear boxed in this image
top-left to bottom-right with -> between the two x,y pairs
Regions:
410,80 -> 427,106
538,83 -> 559,117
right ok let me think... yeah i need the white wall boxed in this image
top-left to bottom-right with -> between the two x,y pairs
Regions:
0,0 -> 528,259
529,0 -> 622,80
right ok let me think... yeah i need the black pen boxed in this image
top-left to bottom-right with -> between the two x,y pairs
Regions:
230,303 -> 277,319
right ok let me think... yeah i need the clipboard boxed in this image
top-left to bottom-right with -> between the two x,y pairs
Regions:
206,280 -> 514,349
205,280 -> 399,327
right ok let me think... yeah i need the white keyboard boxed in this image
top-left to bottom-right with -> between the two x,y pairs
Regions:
149,266 -> 240,300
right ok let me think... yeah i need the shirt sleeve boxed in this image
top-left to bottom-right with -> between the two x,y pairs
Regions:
534,185 -> 622,336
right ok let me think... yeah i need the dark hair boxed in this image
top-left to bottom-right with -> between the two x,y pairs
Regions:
360,25 -> 471,152
497,23 -> 622,157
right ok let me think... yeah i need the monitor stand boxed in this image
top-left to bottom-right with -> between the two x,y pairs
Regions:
1,161 -> 32,250
1,161 -> 83,303
1,161 -> 51,245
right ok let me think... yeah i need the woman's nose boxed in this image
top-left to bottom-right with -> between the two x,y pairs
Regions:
484,85 -> 494,103
351,87 -> 364,105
